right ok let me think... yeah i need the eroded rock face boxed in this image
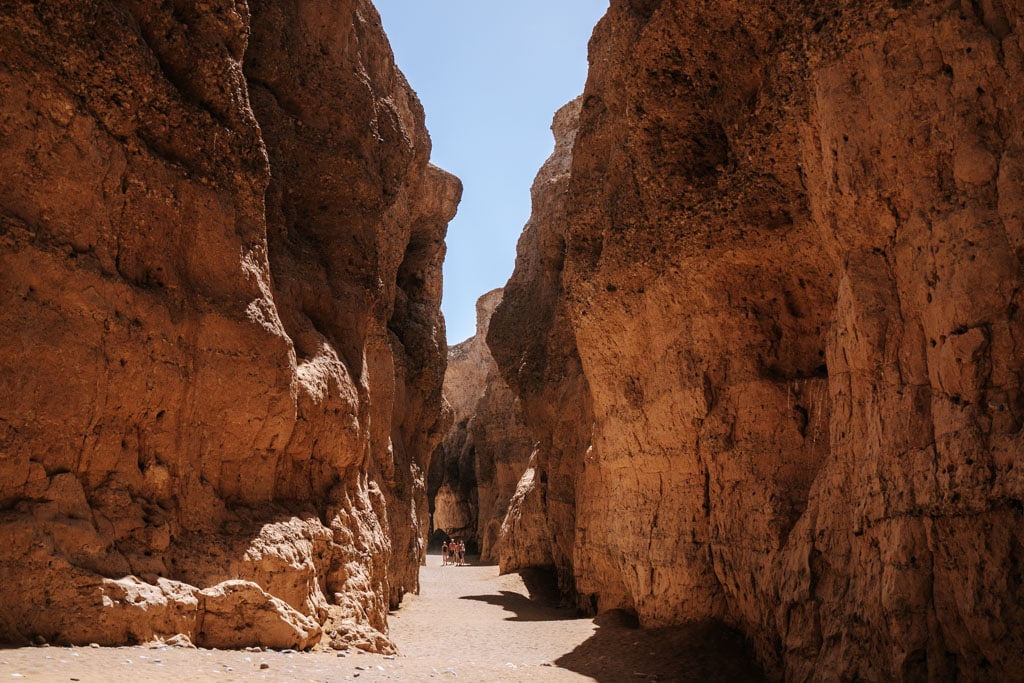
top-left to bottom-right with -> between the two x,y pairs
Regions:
489,98 -> 594,589
430,289 -> 533,561
0,0 -> 458,650
429,295 -> 493,546
490,1 -> 1023,680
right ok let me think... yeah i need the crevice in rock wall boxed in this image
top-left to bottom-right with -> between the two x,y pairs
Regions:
0,0 -> 457,653
430,290 -> 533,562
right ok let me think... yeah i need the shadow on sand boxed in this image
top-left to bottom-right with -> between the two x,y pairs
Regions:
460,565 -> 767,681
555,610 -> 768,683
461,566 -> 578,622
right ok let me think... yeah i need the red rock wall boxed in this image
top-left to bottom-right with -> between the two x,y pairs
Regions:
0,0 -> 458,651
489,1 -> 1023,680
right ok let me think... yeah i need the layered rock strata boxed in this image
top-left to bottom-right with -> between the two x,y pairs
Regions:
430,289 -> 532,561
0,0 -> 458,651
489,1 -> 1023,680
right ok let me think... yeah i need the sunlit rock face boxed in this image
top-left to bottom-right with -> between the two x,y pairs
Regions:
0,0 -> 458,651
489,98 -> 592,587
489,1 -> 1024,680
430,296 -> 493,547
430,290 -> 533,562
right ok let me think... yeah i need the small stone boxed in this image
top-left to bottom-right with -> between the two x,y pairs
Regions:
166,634 -> 195,649
383,654 -> 396,660
89,643 -> 100,648
260,663 -> 270,670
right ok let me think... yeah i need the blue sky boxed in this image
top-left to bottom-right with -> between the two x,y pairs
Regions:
374,1 -> 609,344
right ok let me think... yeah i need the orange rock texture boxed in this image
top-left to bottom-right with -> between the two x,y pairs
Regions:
489,1 -> 1024,680
430,289 -> 532,562
0,0 -> 458,651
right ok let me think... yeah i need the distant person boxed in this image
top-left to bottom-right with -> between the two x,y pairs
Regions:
441,540 -> 449,566
458,540 -> 466,566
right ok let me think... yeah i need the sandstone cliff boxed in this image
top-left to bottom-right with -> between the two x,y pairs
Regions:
489,98 -> 593,587
0,0 -> 458,651
430,289 -> 533,562
489,1 -> 1023,680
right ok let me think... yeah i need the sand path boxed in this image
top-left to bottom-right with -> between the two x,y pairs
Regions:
0,554 -> 765,681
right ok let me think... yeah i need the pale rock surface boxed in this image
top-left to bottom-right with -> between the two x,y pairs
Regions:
430,290 -> 533,561
429,294 -> 496,544
198,580 -> 321,650
490,1 -> 1024,680
0,0 -> 458,651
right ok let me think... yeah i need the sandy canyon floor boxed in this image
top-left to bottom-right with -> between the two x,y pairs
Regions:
0,554 -> 766,682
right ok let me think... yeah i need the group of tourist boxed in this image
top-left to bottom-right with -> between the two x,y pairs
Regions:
441,539 -> 466,566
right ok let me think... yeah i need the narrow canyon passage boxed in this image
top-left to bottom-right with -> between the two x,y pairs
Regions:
2,1 -> 1021,680
0,557 -> 766,682
385,555 -> 766,682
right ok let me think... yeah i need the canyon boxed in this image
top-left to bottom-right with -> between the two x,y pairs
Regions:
0,0 -> 458,652
1,0 -> 1022,681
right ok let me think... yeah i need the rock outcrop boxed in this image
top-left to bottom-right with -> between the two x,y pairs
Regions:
430,289 -> 532,561
489,1 -> 1023,680
0,0 -> 458,651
